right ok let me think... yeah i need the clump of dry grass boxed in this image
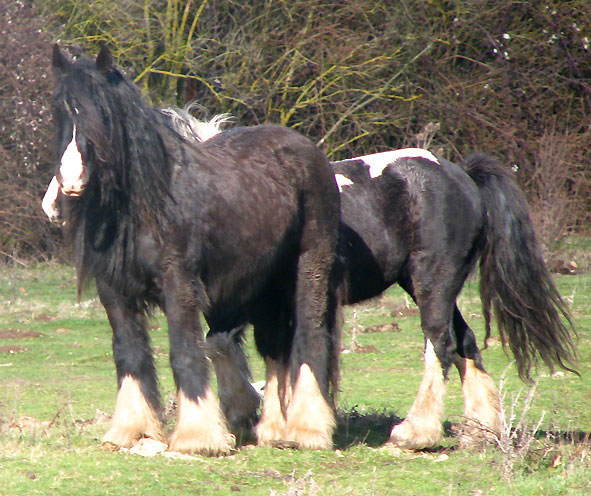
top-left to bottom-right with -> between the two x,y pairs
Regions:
270,470 -> 321,496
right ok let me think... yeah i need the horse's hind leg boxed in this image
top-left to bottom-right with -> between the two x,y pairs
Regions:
255,357 -> 292,445
452,307 -> 501,446
163,266 -> 235,455
206,327 -> 261,429
248,293 -> 294,446
97,282 -> 163,448
284,248 -> 339,450
389,272 -> 456,449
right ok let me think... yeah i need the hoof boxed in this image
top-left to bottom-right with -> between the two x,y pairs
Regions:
284,364 -> 335,450
389,417 -> 442,450
170,388 -> 236,456
168,429 -> 236,456
255,415 -> 286,446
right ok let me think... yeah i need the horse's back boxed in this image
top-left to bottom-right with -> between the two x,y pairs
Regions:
384,157 -> 484,240
171,124 -> 340,306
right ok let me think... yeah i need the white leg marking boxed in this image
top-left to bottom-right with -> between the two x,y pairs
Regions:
454,356 -> 501,447
168,387 -> 235,455
284,363 -> 335,450
255,358 -> 287,445
102,375 -> 163,448
389,339 -> 446,449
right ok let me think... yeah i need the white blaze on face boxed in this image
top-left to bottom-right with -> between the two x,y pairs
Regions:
335,174 -> 354,192
59,124 -> 86,196
41,176 -> 61,222
354,148 -> 440,178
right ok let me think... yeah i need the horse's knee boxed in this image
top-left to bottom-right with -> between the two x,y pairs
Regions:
421,327 -> 455,374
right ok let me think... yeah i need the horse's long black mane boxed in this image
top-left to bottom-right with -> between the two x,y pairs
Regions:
53,50 -> 186,305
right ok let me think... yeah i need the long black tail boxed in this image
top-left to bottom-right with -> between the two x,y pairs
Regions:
461,153 -> 577,382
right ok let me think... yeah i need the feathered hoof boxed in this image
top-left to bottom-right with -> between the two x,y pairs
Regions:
102,424 -> 163,449
388,417 -> 443,450
101,427 -> 137,449
284,424 -> 333,450
169,388 -> 236,455
168,428 -> 236,456
283,363 -> 335,450
255,416 -> 286,446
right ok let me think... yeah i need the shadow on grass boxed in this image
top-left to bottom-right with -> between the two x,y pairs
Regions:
535,430 -> 591,443
332,409 -> 460,451
230,409 -> 465,451
333,408 -> 401,448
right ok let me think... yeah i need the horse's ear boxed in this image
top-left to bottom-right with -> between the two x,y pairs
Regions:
52,44 -> 71,73
96,44 -> 113,74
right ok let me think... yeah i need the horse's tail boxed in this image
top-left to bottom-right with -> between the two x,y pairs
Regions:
461,153 -> 577,382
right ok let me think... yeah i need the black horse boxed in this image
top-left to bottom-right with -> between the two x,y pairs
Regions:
208,150 -> 577,449
50,45 -> 342,454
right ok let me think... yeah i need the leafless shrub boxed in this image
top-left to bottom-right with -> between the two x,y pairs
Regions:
5,0 -> 591,262
414,122 -> 441,151
495,372 -> 557,480
0,0 -> 61,263
270,470 -> 321,496
525,128 -> 590,258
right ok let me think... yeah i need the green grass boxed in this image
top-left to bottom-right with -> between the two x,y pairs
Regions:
2,262 -> 591,495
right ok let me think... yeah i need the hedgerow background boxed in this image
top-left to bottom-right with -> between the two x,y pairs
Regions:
1,0 -> 590,262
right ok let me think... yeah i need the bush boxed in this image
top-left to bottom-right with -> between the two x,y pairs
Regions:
9,0 -> 591,261
0,0 -> 61,263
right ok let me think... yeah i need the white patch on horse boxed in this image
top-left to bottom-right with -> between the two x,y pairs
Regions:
335,173 -> 354,192
42,176 -> 61,222
59,124 -> 86,196
160,105 -> 232,142
353,148 -> 440,178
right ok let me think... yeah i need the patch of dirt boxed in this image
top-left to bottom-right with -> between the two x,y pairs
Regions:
74,409 -> 111,427
33,313 -> 57,322
0,329 -> 43,339
352,344 -> 380,354
389,305 -> 419,318
8,416 -> 49,432
363,323 -> 402,333
548,257 -> 579,275
54,328 -> 72,334
484,336 -> 503,347
0,346 -> 28,354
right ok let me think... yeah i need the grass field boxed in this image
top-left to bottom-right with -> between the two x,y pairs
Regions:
1,263 -> 591,495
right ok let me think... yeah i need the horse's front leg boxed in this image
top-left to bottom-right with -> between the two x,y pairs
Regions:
163,267 -> 235,455
98,281 -> 163,448
206,328 -> 261,428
